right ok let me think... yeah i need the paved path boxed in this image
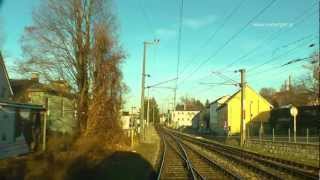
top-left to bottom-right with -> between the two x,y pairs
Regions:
133,125 -> 160,169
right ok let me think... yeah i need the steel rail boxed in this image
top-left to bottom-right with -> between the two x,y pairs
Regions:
156,135 -> 166,180
168,133 -> 203,180
157,131 -> 198,179
174,134 -> 242,179
171,129 -> 319,180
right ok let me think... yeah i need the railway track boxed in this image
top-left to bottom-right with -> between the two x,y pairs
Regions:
157,134 -> 194,179
166,128 -> 320,180
157,129 -> 241,180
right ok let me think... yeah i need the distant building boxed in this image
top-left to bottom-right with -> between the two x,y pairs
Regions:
216,85 -> 273,135
171,110 -> 199,129
120,111 -> 131,130
209,96 -> 230,134
159,114 -> 167,125
10,74 -> 76,135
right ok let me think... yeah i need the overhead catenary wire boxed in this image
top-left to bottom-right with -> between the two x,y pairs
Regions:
248,62 -> 304,85
178,0 -> 247,77
178,0 -> 278,86
247,40 -> 316,73
245,34 -> 316,73
180,1 -> 317,85
173,0 -> 184,109
221,3 -> 318,70
247,55 -> 316,83
229,34 -> 317,82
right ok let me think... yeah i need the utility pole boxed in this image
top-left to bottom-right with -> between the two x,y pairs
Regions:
147,88 -> 150,127
140,39 -> 159,140
140,42 -> 147,139
42,97 -> 49,151
239,69 -> 246,147
152,105 -> 155,124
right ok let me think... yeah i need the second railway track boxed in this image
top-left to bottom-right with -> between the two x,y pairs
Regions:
165,127 -> 319,180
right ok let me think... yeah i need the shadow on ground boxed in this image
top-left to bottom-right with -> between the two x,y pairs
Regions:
66,151 -> 156,180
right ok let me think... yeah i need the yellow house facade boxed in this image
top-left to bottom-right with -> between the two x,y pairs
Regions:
216,85 -> 273,135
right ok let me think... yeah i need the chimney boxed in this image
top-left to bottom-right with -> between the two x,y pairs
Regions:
31,72 -> 39,82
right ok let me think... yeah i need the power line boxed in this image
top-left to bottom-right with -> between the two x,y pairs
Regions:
139,0 -> 156,37
222,5 -> 318,70
176,0 -> 184,80
179,0 -> 246,77
211,71 -> 238,83
178,0 -> 277,85
247,54 -> 316,83
229,34 -> 317,81
245,34 -> 315,72
247,40 -> 315,73
248,63 -> 303,85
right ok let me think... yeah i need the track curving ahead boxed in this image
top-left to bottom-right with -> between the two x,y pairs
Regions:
157,128 -> 241,180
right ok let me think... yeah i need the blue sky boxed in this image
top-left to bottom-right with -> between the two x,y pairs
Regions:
0,0 -> 319,111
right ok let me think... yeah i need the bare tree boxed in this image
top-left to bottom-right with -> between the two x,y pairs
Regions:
259,88 -> 277,106
176,96 -> 204,111
17,0 -> 123,134
85,23 -> 125,136
299,52 -> 320,105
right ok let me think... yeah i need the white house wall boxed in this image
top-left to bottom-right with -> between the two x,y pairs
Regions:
172,111 -> 199,129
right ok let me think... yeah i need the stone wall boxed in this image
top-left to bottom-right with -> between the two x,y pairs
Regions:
246,139 -> 319,163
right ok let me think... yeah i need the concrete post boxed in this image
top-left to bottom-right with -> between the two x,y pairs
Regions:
131,128 -> 134,148
272,128 -> 275,142
42,97 -> 49,151
288,128 -> 291,142
293,115 -> 296,143
140,42 -> 147,139
147,88 -> 150,127
42,111 -> 47,151
240,69 -> 246,147
306,128 -> 309,144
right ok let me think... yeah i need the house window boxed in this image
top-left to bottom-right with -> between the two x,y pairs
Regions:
1,133 -> 6,141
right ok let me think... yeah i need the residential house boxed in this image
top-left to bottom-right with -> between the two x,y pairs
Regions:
198,107 -> 210,133
216,85 -> 273,136
10,74 -> 76,135
0,101 -> 45,159
191,112 -> 200,129
171,110 -> 199,129
209,96 -> 230,134
0,52 -> 45,159
0,52 -> 13,100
